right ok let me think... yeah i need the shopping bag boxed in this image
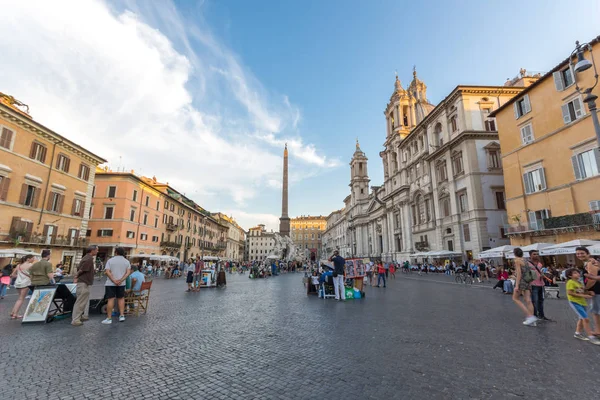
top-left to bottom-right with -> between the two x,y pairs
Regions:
353,288 -> 361,299
344,287 -> 354,299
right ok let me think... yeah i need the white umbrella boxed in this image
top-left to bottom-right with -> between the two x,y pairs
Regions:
478,245 -> 515,259
540,239 -> 600,256
505,243 -> 554,259
428,250 -> 462,258
0,248 -> 41,258
589,244 -> 600,256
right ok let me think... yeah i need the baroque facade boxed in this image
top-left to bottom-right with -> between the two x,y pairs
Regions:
290,215 -> 326,261
324,70 -> 531,261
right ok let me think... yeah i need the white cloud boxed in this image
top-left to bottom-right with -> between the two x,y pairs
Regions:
221,210 -> 280,232
0,0 -> 336,212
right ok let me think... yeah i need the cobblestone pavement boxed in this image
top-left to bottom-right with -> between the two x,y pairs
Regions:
0,272 -> 598,399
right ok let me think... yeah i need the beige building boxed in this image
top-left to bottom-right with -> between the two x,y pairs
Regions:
212,213 -> 246,262
491,36 -> 600,247
0,92 -> 106,272
291,215 -> 326,261
246,224 -> 275,262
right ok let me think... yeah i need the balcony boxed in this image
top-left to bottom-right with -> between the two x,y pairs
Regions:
505,211 -> 600,236
166,223 -> 178,232
4,233 -> 89,248
160,241 -> 180,249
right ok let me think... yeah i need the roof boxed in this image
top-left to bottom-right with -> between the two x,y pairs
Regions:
0,100 -> 107,164
489,35 -> 600,118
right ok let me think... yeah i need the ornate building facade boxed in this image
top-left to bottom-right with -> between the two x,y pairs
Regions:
290,215 -> 326,261
324,70 -> 533,261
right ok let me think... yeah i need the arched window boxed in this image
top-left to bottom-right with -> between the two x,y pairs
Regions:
450,116 -> 458,132
441,198 -> 450,217
434,123 -> 443,146
415,194 -> 426,224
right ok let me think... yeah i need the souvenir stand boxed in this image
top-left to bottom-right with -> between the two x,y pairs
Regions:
344,258 -> 366,298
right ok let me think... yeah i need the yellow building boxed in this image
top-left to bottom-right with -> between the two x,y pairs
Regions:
491,35 -> 600,247
0,92 -> 106,272
291,215 -> 326,261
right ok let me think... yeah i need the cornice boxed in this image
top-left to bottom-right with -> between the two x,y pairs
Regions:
425,131 -> 500,161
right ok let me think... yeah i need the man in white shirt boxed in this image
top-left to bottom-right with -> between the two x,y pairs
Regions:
101,247 -> 131,325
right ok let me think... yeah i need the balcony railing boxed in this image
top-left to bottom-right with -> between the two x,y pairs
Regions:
166,223 -> 178,232
160,241 -> 180,248
505,211 -> 600,235
4,234 -> 89,248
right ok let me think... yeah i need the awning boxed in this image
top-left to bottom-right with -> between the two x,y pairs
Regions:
477,245 -> 515,259
0,248 -> 41,258
589,244 -> 600,256
540,239 -> 600,256
505,243 -> 554,259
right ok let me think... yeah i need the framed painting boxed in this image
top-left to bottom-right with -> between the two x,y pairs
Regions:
22,288 -> 57,323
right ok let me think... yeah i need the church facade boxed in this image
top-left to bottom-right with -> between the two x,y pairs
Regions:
324,70 -> 529,261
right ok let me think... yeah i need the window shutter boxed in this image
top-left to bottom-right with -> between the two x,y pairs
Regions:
553,71 -> 564,91
43,225 -> 49,237
561,104 -> 571,124
539,168 -> 547,190
590,200 -> 600,211
594,147 -> 600,172
71,198 -> 77,215
523,95 -> 531,113
528,211 -> 537,230
573,97 -> 584,118
64,158 -> 70,173
523,173 -> 532,194
0,177 -> 10,201
29,143 -> 36,158
58,194 -> 64,213
46,192 -> 54,211
19,183 -> 28,204
513,102 -> 519,119
97,229 -> 102,237
40,146 -> 47,163
32,188 -> 40,208
572,155 -> 582,180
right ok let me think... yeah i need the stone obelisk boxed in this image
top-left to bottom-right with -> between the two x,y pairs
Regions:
279,144 -> 290,237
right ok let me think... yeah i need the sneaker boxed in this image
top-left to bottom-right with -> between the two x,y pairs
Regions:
573,332 -> 588,341
81,317 -> 89,321
119,315 -> 125,322
523,316 -> 538,326
71,321 -> 83,326
101,318 -> 112,325
588,336 -> 600,345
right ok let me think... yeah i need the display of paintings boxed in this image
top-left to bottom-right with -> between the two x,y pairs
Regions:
22,288 -> 57,323
345,259 -> 365,278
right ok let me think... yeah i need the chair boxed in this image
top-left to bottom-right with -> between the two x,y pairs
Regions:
125,281 -> 153,316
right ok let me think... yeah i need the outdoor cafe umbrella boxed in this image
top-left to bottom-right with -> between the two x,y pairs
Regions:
505,243 -> 553,259
540,239 -> 600,256
477,245 -> 515,259
0,248 -> 41,258
588,244 -> 600,256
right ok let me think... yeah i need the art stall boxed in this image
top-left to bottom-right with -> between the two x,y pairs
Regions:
198,256 -> 226,288
344,258 -> 366,299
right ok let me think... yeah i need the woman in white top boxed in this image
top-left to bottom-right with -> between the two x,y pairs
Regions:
10,255 -> 35,319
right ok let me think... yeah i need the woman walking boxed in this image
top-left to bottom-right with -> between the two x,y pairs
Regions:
10,255 -> 35,319
512,248 -> 537,326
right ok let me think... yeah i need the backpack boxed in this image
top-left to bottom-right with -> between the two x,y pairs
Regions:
522,266 -> 536,283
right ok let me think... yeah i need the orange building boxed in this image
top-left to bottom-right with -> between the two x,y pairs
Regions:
0,92 -> 106,272
491,35 -> 600,246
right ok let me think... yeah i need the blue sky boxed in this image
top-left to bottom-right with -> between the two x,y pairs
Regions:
1,1 -> 598,231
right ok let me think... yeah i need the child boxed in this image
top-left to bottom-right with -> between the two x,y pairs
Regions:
311,271 -> 320,294
565,268 -> 600,344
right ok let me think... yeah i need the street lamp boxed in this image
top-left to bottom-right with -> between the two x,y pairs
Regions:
570,40 -> 600,150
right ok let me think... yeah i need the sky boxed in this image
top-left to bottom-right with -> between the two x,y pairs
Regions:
0,0 -> 598,231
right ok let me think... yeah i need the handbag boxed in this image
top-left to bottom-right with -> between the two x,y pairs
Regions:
0,276 -> 10,285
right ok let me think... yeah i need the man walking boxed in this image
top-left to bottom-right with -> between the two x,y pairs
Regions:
72,245 -> 98,326
30,249 -> 54,288
329,250 -> 346,301
101,247 -> 131,324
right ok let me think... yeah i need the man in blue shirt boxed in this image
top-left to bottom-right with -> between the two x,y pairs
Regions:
129,265 -> 146,294
329,250 -> 346,301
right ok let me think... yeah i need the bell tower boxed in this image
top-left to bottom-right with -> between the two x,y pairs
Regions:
350,139 -> 370,206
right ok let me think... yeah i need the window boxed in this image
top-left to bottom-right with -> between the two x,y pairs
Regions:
457,191 -> 468,213
0,127 -> 14,149
152,236 -> 159,242
47,192 -> 64,213
19,186 -> 38,211
442,198 -> 450,217
562,97 -> 584,124
104,206 -> 114,219
130,209 -> 136,222
495,191 -> 506,210
520,124 -> 534,145
107,186 -> 116,198
78,164 -> 90,181
154,216 -> 159,228
436,161 -> 448,183
488,150 -> 501,169
514,94 -> 531,119
164,200 -> 169,209
463,224 -> 471,242
140,233 -> 148,241
97,229 -> 113,237
133,190 -> 138,202
553,67 -> 574,91
126,231 -> 135,239
56,154 -> 70,173
143,214 -> 148,225
145,196 -> 149,206
572,148 -> 600,180
92,185 -> 96,198
450,116 -> 458,132
523,168 -> 547,194
452,152 -> 464,176
71,198 -> 83,216
170,204 -> 174,212
591,201 -> 600,224
484,119 -> 496,131
500,227 -> 508,239
528,209 -> 550,230
29,142 -> 47,163
156,201 -> 160,211
86,229 -> 91,237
